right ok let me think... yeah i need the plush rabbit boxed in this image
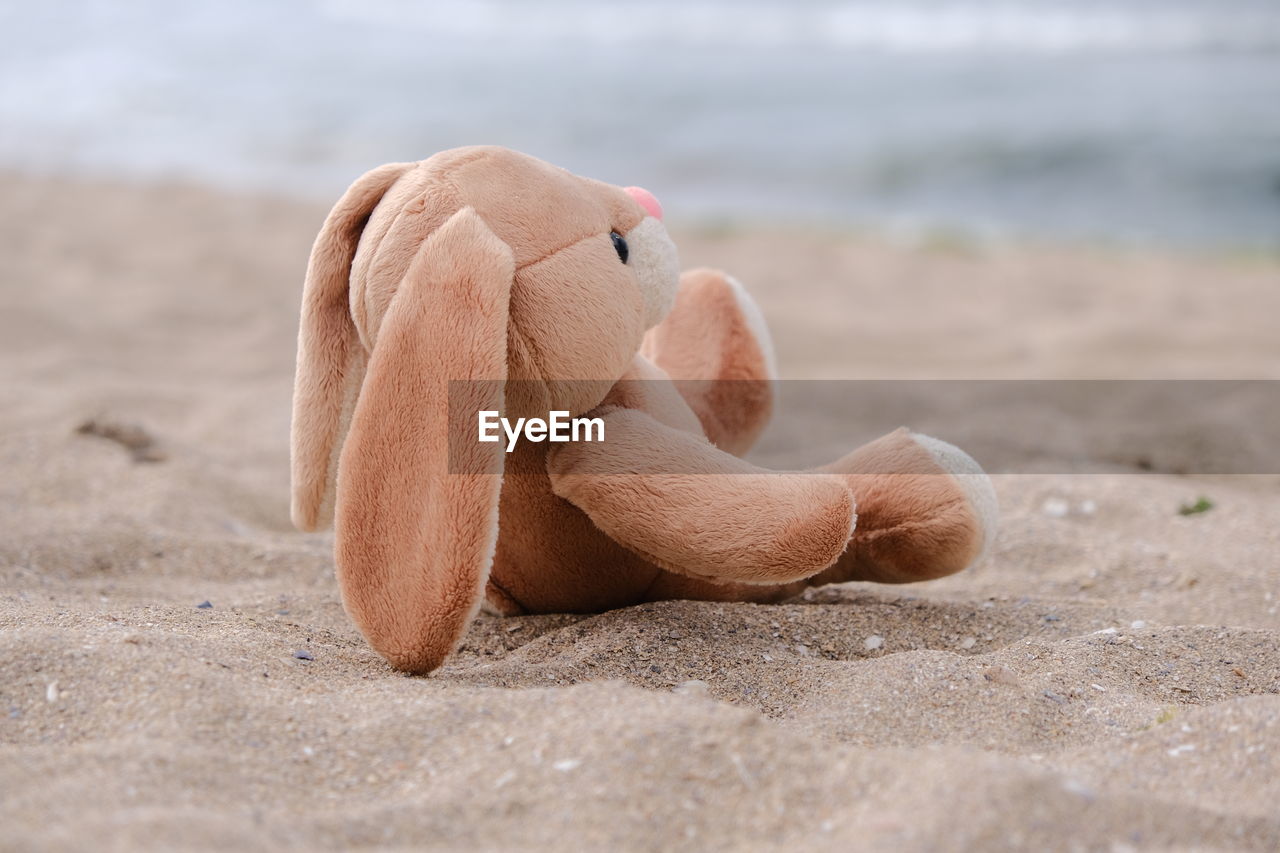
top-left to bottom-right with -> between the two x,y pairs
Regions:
292,146 -> 997,674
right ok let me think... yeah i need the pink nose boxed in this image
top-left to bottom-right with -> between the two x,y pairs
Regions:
625,186 -> 663,221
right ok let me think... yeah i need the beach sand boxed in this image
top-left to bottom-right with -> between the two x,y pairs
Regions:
2,174 -> 1278,851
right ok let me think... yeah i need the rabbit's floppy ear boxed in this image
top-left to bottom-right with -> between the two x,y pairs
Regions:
334,207 -> 513,674
291,162 -> 412,532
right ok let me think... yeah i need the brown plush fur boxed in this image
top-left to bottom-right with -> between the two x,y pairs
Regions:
292,161 -> 411,532
292,146 -> 997,674
641,268 -> 775,454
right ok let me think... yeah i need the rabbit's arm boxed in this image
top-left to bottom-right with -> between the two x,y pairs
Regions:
545,405 -> 855,585
641,268 -> 776,456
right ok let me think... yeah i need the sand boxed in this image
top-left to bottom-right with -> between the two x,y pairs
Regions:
2,173 -> 1278,851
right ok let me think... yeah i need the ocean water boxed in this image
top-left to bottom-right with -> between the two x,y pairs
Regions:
1,0 -> 1278,246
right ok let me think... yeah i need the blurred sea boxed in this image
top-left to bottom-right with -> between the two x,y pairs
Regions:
2,0 -> 1278,246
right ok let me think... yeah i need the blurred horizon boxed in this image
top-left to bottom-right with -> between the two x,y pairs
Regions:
2,0 -> 1279,247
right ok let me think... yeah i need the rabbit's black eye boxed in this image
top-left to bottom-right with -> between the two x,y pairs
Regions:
610,231 -> 629,264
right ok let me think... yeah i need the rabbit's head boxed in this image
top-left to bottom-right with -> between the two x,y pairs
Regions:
290,146 -> 678,671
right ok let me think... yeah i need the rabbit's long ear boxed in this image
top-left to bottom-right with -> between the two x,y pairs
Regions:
291,162 -> 412,532
334,207 -> 513,674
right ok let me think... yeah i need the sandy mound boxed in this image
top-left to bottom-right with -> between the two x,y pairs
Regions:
2,174 -> 1278,850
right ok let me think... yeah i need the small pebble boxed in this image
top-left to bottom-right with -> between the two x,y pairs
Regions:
1042,689 -> 1068,705
1041,498 -> 1070,518
553,759 -> 581,772
958,636 -> 977,650
293,650 -> 314,661
864,635 -> 884,651
674,679 -> 710,698
983,665 -> 1021,686
45,681 -> 60,703
196,601 -> 213,609
1060,777 -> 1097,799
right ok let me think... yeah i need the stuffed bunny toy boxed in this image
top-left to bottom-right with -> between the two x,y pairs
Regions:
292,146 -> 997,674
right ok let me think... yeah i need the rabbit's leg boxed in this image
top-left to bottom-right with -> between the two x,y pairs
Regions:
641,268 -> 776,456
640,431 -> 998,601
547,405 -> 855,585
810,429 -> 998,586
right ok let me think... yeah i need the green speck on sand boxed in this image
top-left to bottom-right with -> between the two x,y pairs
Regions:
1179,496 -> 1215,516
1139,707 -> 1179,732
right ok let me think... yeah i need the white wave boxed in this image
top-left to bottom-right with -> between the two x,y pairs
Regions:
320,0 -> 1280,53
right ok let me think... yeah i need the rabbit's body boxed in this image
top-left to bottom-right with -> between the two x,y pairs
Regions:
292,147 -> 996,673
